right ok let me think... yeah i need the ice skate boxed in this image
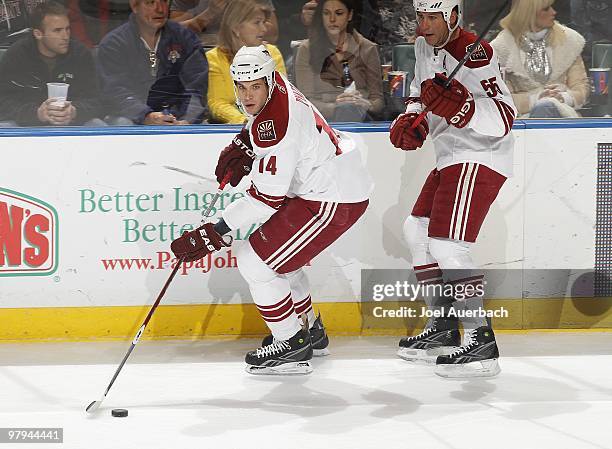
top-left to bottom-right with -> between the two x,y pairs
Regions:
397,317 -> 460,365
246,328 -> 313,375
261,313 -> 330,357
434,326 -> 501,378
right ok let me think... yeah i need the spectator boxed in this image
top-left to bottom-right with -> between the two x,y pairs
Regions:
96,0 -> 208,125
464,0 -> 570,43
294,0 -> 383,122
375,0 -> 417,64
0,0 -> 47,47
300,0 -> 383,46
170,0 -> 278,47
491,0 -> 589,118
569,0 -> 611,68
66,0 -> 132,48
205,0 -> 286,124
170,0 -> 227,46
0,1 -> 104,126
273,0 -> 309,62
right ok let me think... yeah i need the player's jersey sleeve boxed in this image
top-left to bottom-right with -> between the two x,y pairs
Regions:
462,42 -> 516,137
405,37 -> 426,115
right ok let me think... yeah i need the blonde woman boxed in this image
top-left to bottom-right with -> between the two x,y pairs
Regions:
205,0 -> 286,123
491,0 -> 589,118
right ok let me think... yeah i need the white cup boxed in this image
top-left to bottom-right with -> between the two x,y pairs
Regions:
47,82 -> 69,107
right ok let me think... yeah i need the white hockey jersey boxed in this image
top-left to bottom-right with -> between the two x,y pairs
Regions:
223,72 -> 373,231
406,29 -> 517,177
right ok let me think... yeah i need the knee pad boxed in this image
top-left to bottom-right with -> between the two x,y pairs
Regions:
429,237 -> 476,271
283,268 -> 309,293
235,241 -> 278,285
402,215 -> 432,266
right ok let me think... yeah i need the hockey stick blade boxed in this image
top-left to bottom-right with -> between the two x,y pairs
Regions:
86,399 -> 101,413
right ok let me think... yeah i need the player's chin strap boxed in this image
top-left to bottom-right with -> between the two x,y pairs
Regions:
434,20 -> 460,50
234,73 -> 277,118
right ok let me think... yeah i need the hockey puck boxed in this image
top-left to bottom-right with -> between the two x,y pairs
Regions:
111,409 -> 128,417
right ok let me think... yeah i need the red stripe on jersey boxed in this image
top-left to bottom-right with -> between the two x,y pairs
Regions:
493,98 -> 512,136
500,101 -> 516,127
414,263 -> 439,271
247,183 -> 286,210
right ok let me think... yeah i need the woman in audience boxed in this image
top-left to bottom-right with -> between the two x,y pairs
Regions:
491,0 -> 589,118
206,0 -> 285,124
294,0 -> 383,122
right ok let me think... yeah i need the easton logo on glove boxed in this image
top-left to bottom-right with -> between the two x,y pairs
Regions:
216,128 -> 256,187
171,222 -> 231,263
232,134 -> 256,160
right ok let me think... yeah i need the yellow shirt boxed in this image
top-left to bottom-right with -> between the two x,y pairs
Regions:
206,44 -> 286,124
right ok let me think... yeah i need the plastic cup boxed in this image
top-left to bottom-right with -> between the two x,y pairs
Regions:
590,68 -> 609,96
47,82 -> 69,107
381,64 -> 392,81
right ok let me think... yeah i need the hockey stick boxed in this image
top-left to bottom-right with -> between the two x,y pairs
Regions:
411,0 -> 510,130
129,161 -> 217,183
85,172 -> 232,413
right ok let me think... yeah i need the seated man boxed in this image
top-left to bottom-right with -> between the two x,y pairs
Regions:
96,0 -> 208,125
0,1 -> 104,127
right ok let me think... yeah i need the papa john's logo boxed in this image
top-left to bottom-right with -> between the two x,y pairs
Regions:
257,120 -> 277,142
0,188 -> 59,276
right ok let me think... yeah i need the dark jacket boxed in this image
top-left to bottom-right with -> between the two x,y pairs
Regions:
0,35 -> 102,125
96,14 -> 208,124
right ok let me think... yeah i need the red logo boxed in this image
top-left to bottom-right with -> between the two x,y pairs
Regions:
0,188 -> 59,276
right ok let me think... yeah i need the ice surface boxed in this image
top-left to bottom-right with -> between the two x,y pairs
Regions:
1,333 -> 611,449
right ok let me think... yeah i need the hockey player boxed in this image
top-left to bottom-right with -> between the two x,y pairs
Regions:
171,45 -> 372,375
389,0 -> 516,378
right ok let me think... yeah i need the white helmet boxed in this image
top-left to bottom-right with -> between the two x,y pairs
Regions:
414,0 -> 463,48
230,45 -> 276,115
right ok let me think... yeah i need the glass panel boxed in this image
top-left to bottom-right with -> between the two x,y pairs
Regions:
0,0 -> 610,129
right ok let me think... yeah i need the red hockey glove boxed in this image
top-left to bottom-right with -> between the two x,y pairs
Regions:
170,223 -> 231,263
215,128 -> 256,187
389,112 -> 429,151
421,73 -> 475,128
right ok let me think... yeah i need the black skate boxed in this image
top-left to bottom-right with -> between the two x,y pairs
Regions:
246,328 -> 313,375
261,314 -> 330,357
397,317 -> 460,365
435,326 -> 501,378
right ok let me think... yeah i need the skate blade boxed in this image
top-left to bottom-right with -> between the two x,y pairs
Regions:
434,358 -> 501,378
313,348 -> 330,357
397,346 -> 457,365
245,361 -> 313,376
